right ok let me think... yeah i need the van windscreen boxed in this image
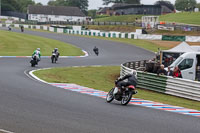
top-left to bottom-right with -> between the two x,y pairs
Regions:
170,57 -> 183,67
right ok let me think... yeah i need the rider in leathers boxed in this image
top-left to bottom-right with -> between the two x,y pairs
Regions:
52,48 -> 60,61
93,46 -> 99,56
32,48 -> 41,63
115,72 -> 137,94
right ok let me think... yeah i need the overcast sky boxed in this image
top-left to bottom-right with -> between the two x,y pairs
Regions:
34,0 -> 200,10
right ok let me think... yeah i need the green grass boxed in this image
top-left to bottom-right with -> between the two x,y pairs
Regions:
0,30 -> 84,56
95,15 -> 143,22
94,12 -> 200,25
159,12 -> 200,25
34,66 -> 200,110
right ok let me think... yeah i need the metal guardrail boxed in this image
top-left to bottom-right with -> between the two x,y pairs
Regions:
137,71 -> 167,93
121,61 -> 200,101
166,77 -> 200,101
36,21 -> 142,27
123,60 -> 147,70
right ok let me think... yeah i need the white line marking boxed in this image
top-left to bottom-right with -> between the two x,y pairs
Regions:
24,68 -> 51,84
26,65 -> 111,84
0,129 -> 14,133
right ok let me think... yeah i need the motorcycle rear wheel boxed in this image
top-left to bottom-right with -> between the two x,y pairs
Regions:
30,60 -> 35,67
106,88 -> 114,103
52,56 -> 56,63
121,91 -> 132,105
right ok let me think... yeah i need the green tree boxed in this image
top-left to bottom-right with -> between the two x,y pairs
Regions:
88,10 -> 97,19
175,0 -> 197,11
1,0 -> 19,11
103,0 -> 140,5
17,0 -> 35,13
196,3 -> 200,10
1,0 -> 35,13
155,1 -> 175,11
36,2 -> 43,6
48,0 -> 88,13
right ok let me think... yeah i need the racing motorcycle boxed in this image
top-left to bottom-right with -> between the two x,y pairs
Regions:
93,47 -> 99,56
21,26 -> 24,32
51,53 -> 57,63
94,50 -> 99,56
30,55 -> 39,67
8,26 -> 12,31
106,85 -> 137,105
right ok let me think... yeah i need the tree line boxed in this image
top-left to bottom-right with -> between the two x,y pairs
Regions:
1,0 -> 200,14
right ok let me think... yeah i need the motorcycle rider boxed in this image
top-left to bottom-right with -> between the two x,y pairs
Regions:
93,46 -> 99,56
21,25 -> 24,32
32,48 -> 41,64
52,48 -> 60,61
115,71 -> 137,94
8,25 -> 12,31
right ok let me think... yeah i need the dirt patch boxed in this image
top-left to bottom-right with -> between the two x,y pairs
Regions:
109,73 -> 120,81
87,25 -> 139,32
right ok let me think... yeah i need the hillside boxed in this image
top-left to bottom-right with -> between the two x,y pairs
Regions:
94,12 -> 200,26
157,12 -> 200,25
94,15 -> 143,22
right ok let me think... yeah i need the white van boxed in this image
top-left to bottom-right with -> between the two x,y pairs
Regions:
169,52 -> 200,81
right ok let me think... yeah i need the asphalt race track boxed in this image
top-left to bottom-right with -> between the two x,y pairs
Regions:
0,28 -> 199,133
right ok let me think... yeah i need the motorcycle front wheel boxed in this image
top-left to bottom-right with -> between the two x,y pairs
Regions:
106,88 -> 114,103
121,91 -> 132,105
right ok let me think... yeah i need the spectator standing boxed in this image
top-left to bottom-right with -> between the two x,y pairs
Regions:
157,64 -> 167,76
173,66 -> 182,78
166,66 -> 173,76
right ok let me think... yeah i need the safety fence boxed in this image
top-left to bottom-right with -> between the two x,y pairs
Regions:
1,23 -> 200,42
36,21 -> 142,27
121,61 -> 200,101
157,24 -> 200,32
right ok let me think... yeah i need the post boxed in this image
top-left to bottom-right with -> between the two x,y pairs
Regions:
0,0 -> 1,16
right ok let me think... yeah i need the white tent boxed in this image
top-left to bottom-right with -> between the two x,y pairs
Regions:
191,46 -> 200,52
162,42 -> 195,53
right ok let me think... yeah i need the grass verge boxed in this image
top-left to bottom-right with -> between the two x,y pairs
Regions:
34,66 -> 200,110
0,30 -> 84,56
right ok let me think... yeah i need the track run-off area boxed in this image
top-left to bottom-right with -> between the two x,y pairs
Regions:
0,28 -> 199,133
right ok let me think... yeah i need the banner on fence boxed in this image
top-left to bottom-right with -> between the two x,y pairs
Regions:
162,35 -> 186,41
186,36 -> 200,42
136,34 -> 162,40
158,25 -> 174,31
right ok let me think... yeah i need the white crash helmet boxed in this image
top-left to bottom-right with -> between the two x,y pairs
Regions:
37,48 -> 40,51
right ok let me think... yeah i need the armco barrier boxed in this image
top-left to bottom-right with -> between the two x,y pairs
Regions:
166,77 -> 200,101
121,61 -> 200,101
137,71 -> 167,93
1,23 -> 200,42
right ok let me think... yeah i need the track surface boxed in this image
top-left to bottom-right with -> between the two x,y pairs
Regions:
0,28 -> 199,133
